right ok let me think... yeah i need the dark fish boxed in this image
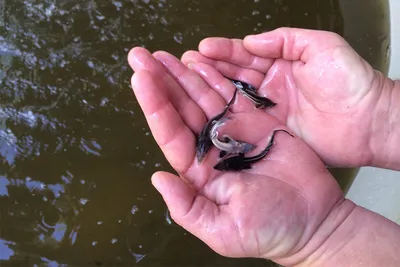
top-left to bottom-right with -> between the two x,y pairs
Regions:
213,129 -> 294,171
210,117 -> 256,158
229,78 -> 277,108
195,89 -> 238,164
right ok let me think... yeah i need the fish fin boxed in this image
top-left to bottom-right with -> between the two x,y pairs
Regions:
221,136 -> 230,143
255,101 -> 277,109
213,161 -> 225,171
255,102 -> 264,109
221,135 -> 234,143
219,150 -> 227,158
243,163 -> 252,169
267,100 -> 277,107
213,164 -> 221,171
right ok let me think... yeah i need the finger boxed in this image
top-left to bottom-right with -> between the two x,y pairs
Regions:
181,50 -> 215,66
131,70 -> 195,174
127,47 -> 206,134
186,62 -> 238,102
181,50 -> 265,89
151,171 -> 236,257
151,171 -> 197,219
243,27 -> 347,63
153,51 -> 226,119
151,171 -> 218,235
197,38 -> 275,73
187,62 -> 258,113
128,47 -> 164,73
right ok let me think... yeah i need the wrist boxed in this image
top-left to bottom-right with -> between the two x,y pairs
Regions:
269,199 -> 355,266
276,200 -> 400,267
369,74 -> 400,170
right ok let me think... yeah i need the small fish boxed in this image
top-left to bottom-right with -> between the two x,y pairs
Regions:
195,89 -> 238,164
229,78 -> 277,108
230,79 -> 257,92
213,129 -> 294,171
210,117 -> 256,158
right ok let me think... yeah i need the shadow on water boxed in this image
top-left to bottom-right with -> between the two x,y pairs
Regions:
0,0 -> 389,266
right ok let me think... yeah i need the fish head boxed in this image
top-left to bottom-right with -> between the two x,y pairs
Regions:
213,154 -> 246,171
196,135 -> 212,164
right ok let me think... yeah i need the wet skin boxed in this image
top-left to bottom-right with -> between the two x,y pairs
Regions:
213,129 -> 294,171
195,88 -> 238,163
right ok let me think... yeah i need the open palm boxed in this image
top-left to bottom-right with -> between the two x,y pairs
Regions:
181,27 -> 389,168
127,47 -> 343,262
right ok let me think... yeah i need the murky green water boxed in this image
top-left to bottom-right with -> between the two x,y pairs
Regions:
0,0 -> 389,266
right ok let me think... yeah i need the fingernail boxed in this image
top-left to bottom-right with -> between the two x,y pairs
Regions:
187,63 -> 194,69
151,174 -> 163,194
245,34 -> 259,41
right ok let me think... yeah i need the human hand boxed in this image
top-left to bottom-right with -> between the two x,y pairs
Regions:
181,27 -> 394,168
127,47 -> 344,264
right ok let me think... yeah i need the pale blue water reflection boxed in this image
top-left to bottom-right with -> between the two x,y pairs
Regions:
0,239 -> 15,260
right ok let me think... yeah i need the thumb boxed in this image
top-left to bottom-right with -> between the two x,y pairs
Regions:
151,171 -> 196,218
151,171 -> 225,253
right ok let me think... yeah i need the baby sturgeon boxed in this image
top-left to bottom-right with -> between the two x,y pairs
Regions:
229,78 -> 277,109
210,117 -> 256,159
213,129 -> 294,171
195,89 -> 237,164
